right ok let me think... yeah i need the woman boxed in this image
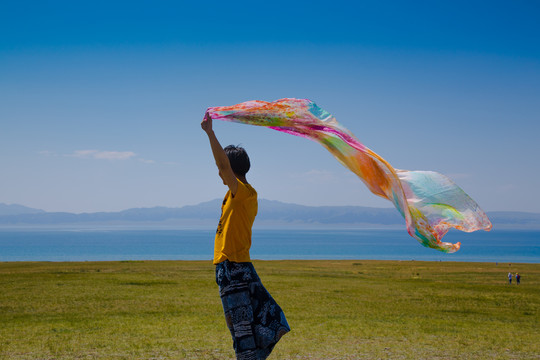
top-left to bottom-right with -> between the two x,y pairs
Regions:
201,112 -> 290,359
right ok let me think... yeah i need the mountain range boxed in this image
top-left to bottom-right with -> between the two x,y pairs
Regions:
1,201 -> 539,229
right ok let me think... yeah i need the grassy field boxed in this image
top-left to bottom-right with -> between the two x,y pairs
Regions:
0,260 -> 538,360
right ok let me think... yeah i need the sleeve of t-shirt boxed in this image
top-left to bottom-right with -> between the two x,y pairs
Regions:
233,180 -> 250,201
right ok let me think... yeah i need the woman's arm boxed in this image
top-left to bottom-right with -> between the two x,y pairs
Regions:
201,112 -> 239,195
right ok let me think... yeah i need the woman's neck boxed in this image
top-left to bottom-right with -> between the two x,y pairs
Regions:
236,175 -> 247,184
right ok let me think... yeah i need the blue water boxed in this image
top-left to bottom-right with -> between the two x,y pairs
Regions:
0,228 -> 538,263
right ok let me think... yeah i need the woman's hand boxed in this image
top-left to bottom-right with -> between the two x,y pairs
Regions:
201,112 -> 213,133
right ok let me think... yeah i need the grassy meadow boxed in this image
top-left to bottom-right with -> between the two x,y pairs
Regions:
0,260 -> 538,359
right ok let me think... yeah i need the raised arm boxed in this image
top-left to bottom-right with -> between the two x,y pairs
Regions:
201,112 -> 239,195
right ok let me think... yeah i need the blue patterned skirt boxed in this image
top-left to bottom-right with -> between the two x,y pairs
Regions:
216,260 -> 290,360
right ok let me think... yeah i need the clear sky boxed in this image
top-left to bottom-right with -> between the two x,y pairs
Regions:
1,1 -> 539,213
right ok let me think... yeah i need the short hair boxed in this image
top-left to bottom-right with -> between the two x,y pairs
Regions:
224,145 -> 250,177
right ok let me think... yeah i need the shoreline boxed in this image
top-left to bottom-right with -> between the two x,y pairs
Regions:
2,258 -> 540,265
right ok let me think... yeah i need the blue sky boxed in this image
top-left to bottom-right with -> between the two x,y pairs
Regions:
1,1 -> 539,213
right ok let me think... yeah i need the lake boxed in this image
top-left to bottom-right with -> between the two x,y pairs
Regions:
0,228 -> 538,263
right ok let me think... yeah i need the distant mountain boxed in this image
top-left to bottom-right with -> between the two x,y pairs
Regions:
0,200 -> 539,229
0,199 -> 222,227
257,199 -> 401,225
0,203 -> 45,216
484,211 -> 540,228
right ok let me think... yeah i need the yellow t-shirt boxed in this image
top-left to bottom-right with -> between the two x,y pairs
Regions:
213,179 -> 258,264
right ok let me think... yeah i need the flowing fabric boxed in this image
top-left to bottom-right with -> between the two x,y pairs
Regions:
207,98 -> 492,252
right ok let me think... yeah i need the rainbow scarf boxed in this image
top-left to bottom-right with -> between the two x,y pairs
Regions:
207,98 -> 492,252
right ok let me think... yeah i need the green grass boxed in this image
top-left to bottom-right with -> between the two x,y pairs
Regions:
0,260 -> 538,359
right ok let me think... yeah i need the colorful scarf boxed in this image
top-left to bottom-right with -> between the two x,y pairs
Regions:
207,98 -> 492,252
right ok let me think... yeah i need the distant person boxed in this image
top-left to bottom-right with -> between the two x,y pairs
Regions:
201,112 -> 290,359
516,273 -> 521,285
508,272 -> 512,284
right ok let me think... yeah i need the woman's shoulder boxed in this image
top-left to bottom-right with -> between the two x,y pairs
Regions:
238,179 -> 257,197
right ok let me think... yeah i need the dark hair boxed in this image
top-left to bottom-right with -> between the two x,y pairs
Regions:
224,145 -> 250,177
